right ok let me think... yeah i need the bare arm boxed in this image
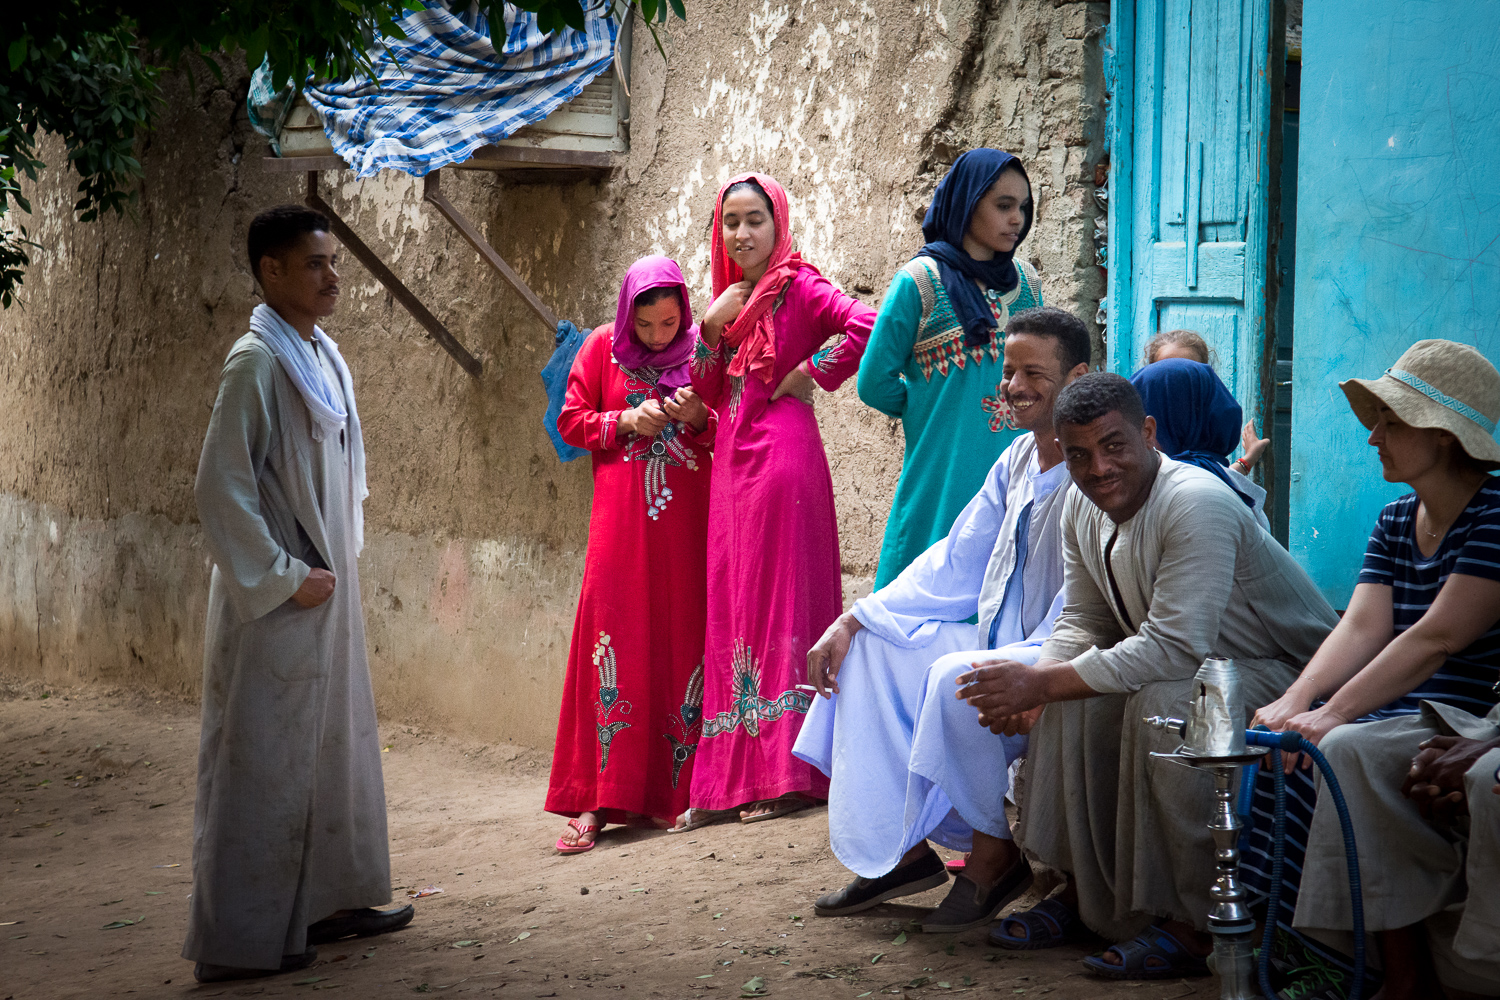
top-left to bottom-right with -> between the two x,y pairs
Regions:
1252,582 -> 1394,731
1275,574 -> 1500,767
1324,573 -> 1500,720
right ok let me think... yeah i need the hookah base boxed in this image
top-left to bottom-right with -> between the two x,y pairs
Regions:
1207,929 -> 1259,1000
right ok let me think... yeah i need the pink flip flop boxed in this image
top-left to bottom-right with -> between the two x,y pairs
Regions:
555,817 -> 598,855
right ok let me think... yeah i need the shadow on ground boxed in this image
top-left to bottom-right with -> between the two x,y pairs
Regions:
0,676 -> 1216,1000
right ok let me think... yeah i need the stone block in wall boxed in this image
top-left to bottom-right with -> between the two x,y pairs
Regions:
1045,38 -> 1085,79
1062,4 -> 1091,38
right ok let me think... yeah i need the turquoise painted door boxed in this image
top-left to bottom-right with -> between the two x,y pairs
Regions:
1107,0 -> 1275,420
1289,0 -> 1500,606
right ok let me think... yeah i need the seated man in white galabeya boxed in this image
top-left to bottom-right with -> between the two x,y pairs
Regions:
794,306 -> 1091,934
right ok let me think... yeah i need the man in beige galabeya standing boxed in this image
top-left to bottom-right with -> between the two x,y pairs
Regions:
185,205 -> 411,983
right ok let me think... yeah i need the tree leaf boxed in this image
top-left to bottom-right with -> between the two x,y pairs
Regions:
8,38 -> 27,72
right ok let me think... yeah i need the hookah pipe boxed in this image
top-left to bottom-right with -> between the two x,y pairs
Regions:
1244,726 -> 1366,1000
1145,657 -> 1366,1000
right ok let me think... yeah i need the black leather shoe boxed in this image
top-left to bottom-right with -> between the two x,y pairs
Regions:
921,857 -> 1034,933
307,904 -> 415,944
194,946 -> 317,983
814,850 -> 949,916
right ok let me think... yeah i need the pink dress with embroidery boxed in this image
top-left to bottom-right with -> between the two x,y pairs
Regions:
689,269 -> 875,810
545,323 -> 717,825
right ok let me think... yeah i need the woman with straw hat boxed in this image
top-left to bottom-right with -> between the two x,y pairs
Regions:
1241,339 -> 1500,1000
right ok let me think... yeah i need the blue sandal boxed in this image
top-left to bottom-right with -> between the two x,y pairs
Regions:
1081,925 -> 1211,980
987,898 -> 1082,950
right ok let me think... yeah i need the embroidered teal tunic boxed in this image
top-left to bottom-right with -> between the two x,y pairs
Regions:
858,255 -> 1043,588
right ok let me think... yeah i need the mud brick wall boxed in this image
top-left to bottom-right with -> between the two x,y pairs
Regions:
0,0 -> 1106,746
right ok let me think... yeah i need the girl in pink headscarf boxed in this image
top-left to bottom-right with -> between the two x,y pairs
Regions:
676,173 -> 876,828
546,256 -> 716,853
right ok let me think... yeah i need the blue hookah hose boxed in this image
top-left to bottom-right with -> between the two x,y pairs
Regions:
1258,745 -> 1287,1000
1245,727 -> 1365,1000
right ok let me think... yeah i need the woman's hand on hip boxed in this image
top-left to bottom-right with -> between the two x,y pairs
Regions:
771,366 -> 817,405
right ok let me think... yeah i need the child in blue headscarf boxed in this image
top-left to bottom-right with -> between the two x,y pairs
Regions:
857,149 -> 1046,587
1130,357 -> 1271,530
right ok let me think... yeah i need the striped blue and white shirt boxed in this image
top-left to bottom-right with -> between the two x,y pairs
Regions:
1358,478 -> 1500,716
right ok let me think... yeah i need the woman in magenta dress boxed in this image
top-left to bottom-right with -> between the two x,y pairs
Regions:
545,256 -> 716,852
682,172 -> 876,826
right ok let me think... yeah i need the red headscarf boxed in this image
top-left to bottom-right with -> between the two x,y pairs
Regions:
711,172 -> 820,384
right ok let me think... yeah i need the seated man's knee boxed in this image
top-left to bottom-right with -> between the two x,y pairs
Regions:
1317,716 -> 1421,777
927,652 -> 978,689
1316,720 -> 1367,768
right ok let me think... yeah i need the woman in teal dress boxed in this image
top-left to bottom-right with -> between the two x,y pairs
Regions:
858,149 -> 1043,588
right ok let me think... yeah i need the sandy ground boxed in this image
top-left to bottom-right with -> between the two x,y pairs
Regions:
1,677 -> 1217,1000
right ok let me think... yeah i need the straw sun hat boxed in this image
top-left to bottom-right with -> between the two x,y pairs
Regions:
1340,339 -> 1500,467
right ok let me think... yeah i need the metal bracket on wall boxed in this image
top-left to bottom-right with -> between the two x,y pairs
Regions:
422,169 -> 560,331
301,170 -> 483,377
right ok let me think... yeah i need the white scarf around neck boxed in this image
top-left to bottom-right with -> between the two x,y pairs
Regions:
249,303 -> 370,553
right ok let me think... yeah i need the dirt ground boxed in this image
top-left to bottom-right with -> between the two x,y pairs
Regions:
0,677 -> 1217,1000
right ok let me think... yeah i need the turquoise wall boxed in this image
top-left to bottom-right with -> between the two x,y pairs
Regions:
1289,0 -> 1500,606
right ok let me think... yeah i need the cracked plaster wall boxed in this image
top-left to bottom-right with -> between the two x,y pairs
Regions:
0,0 -> 1106,747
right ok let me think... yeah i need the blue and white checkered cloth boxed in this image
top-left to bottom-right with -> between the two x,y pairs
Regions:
256,1 -> 617,178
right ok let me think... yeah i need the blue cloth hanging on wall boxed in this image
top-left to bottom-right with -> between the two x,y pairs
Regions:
541,320 -> 589,463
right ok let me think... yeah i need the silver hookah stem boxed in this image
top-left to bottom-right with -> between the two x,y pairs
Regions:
1205,764 -> 1257,999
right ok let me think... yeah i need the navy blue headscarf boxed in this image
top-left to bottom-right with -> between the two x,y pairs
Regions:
1130,358 -> 1255,508
918,148 -> 1033,348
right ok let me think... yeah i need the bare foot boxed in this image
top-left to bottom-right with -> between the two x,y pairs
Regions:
559,811 -> 600,849
668,807 -> 737,832
738,794 -> 813,822
622,812 -> 671,830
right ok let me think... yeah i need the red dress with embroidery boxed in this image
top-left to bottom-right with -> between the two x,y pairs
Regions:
545,323 -> 717,825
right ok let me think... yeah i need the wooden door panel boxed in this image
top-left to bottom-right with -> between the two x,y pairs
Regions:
1113,0 -> 1272,416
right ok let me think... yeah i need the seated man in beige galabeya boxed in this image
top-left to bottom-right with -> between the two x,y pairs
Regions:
955,372 -> 1339,980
